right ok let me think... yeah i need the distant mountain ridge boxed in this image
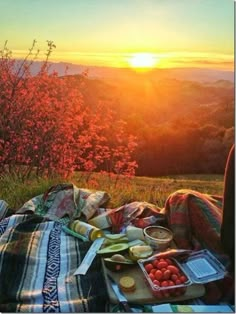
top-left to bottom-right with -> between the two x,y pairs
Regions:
14,59 -> 234,83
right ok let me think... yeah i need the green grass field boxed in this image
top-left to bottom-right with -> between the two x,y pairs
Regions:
0,172 -> 224,210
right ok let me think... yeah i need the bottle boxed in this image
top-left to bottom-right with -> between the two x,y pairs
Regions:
70,220 -> 103,241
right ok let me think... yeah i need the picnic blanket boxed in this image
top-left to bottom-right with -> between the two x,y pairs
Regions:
0,184 -> 111,312
0,184 -> 234,310
164,189 -> 234,304
164,189 -> 224,254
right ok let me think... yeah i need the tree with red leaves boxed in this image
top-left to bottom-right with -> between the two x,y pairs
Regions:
0,41 -> 137,180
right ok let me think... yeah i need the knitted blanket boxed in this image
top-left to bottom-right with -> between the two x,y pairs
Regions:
164,189 -> 224,254
0,184 -> 110,312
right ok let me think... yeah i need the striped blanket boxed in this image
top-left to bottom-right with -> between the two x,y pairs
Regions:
0,185 -> 234,309
164,189 -> 234,304
164,189 -> 224,254
0,185 -> 110,312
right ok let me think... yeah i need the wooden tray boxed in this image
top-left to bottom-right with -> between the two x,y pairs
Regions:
102,259 -> 205,305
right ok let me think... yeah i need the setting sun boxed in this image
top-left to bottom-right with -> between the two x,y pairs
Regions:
128,53 -> 157,70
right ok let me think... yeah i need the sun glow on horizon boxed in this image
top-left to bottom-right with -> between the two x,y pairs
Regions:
128,53 -> 158,70
10,49 -> 234,71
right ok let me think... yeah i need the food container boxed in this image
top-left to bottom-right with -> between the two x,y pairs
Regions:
143,226 -> 173,251
138,249 -> 226,299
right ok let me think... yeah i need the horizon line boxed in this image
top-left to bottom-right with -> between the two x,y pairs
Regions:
8,49 -> 233,71
13,57 -> 234,72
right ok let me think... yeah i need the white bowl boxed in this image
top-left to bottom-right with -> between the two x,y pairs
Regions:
143,226 -> 173,251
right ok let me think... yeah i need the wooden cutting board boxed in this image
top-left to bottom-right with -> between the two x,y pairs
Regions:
102,259 -> 205,305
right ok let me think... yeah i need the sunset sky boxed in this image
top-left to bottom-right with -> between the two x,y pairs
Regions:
0,0 -> 234,69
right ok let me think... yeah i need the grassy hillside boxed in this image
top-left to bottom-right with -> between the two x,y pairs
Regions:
0,172 -> 224,210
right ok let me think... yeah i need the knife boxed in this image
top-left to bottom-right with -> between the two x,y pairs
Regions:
107,274 -> 132,312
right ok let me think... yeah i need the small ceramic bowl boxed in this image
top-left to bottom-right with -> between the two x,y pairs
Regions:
143,226 -> 173,251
